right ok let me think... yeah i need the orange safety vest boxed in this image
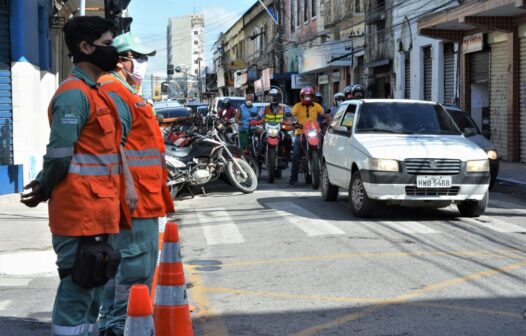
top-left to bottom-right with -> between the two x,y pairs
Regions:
99,74 -> 175,218
47,76 -> 123,236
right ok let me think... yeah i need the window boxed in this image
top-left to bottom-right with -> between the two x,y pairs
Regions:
354,0 -> 363,13
290,0 -> 295,32
341,105 -> 356,128
194,69 -> 198,75
194,30 -> 198,35
311,0 -> 316,18
304,0 -> 308,23
194,40 -> 198,45
295,0 -> 300,26
194,59 -> 198,64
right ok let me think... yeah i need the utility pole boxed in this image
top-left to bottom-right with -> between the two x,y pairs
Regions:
197,57 -> 202,102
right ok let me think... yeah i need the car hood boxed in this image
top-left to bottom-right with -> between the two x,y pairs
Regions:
353,134 -> 488,160
465,134 -> 495,152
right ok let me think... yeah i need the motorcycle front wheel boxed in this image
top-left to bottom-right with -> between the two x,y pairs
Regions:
226,158 -> 258,193
267,147 -> 277,183
310,150 -> 320,190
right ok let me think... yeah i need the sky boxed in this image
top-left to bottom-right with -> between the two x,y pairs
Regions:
128,0 -> 257,96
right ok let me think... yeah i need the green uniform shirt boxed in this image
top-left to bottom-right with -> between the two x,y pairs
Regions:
35,66 -> 132,199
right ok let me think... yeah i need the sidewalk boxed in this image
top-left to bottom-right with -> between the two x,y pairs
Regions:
496,160 -> 526,188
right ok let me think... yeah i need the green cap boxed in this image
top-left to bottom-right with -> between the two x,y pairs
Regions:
113,32 -> 156,56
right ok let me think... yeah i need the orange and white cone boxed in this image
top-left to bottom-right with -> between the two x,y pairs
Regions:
154,222 -> 193,336
123,284 -> 154,336
151,216 -> 168,306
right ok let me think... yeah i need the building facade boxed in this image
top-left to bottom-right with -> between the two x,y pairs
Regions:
167,14 -> 205,97
418,0 -> 526,162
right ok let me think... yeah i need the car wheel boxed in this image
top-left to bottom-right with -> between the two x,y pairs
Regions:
349,171 -> 376,218
457,191 -> 488,217
321,162 -> 338,201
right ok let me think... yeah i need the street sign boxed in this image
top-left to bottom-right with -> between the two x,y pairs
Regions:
291,74 -> 315,89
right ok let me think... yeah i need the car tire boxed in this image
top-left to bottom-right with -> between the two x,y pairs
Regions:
457,191 -> 488,217
321,162 -> 338,201
349,171 -> 376,218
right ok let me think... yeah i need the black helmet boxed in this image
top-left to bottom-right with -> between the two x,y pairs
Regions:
344,84 -> 365,100
223,98 -> 231,108
269,88 -> 281,104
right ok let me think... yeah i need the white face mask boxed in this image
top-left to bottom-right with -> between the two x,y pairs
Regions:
128,58 -> 148,85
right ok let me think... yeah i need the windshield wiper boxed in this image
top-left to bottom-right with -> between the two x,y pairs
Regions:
357,128 -> 414,134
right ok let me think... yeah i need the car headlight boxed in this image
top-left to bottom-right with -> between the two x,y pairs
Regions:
307,130 -> 317,137
466,159 -> 490,172
267,128 -> 279,137
486,150 -> 498,160
369,159 -> 399,172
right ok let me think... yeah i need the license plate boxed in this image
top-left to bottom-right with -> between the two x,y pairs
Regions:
416,175 -> 452,188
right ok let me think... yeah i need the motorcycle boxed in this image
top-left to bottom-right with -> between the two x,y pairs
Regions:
298,120 -> 321,189
250,119 -> 291,183
165,118 -> 258,198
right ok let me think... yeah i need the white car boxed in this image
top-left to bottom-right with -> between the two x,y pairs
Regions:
321,99 -> 490,218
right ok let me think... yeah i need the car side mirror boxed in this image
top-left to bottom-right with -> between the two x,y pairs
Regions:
464,127 -> 477,137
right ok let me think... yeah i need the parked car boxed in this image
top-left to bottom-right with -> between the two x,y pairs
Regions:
322,99 -> 491,218
443,104 -> 499,189
155,105 -> 190,123
186,102 -> 209,115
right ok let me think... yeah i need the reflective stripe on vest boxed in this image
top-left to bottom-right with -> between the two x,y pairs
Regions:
46,147 -> 74,158
51,323 -> 93,336
68,163 -> 120,176
265,107 -> 284,123
127,157 -> 162,167
125,148 -> 161,158
154,284 -> 188,306
71,153 -> 120,165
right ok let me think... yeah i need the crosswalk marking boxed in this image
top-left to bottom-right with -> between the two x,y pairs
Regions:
461,216 -> 526,233
197,208 -> 245,245
379,221 -> 440,234
266,201 -> 345,236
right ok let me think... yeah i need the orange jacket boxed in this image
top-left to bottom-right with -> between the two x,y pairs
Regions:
48,76 -> 123,236
100,74 -> 175,218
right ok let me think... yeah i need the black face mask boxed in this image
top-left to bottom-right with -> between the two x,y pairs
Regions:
73,44 -> 119,72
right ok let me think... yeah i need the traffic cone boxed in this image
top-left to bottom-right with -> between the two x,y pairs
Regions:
154,222 -> 193,336
123,284 -> 154,336
151,217 -> 168,306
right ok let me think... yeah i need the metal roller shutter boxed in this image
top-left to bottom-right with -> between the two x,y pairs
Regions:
404,52 -> 410,99
0,5 -> 12,166
357,56 -> 364,85
443,43 -> 455,104
319,83 -> 329,108
423,46 -> 432,101
489,42 -> 508,160
470,51 -> 489,83
520,38 -> 526,162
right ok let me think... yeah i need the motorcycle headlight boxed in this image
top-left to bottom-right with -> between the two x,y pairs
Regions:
466,159 -> 490,172
307,130 -> 317,137
267,128 -> 279,137
486,150 -> 498,160
369,158 -> 399,172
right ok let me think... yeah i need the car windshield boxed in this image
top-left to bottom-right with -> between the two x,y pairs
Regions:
217,99 -> 244,111
355,103 -> 461,135
447,110 -> 481,136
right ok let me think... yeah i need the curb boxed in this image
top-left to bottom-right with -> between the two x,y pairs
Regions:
0,193 -> 22,206
496,177 -> 526,188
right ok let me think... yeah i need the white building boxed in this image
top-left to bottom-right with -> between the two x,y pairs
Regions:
392,0 -> 459,103
167,14 -> 205,96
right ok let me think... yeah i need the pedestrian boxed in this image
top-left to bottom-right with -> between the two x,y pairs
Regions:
20,16 -> 137,336
237,94 -> 258,149
97,32 -> 175,336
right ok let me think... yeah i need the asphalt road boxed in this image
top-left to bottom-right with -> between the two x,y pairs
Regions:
0,170 -> 525,336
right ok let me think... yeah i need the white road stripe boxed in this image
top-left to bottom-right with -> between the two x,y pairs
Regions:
266,201 -> 345,236
0,300 -> 11,311
380,221 -> 440,234
0,250 -> 56,276
197,208 -> 245,245
461,216 -> 526,233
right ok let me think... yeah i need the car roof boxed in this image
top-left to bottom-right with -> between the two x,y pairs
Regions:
215,96 -> 245,100
356,99 -> 438,104
442,104 -> 464,112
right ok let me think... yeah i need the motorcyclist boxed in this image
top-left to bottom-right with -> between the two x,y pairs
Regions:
289,86 -> 329,186
236,94 -> 258,149
218,97 -> 239,121
253,88 -> 293,164
314,92 -> 328,112
330,92 -> 345,118
344,84 -> 365,100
